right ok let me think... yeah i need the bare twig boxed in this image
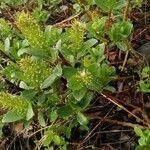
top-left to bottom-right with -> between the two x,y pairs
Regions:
121,0 -> 131,71
53,12 -> 83,28
100,93 -> 150,127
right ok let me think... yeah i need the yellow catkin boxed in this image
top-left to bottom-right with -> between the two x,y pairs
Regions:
76,70 -> 93,86
68,20 -> 85,49
18,56 -> 51,88
15,11 -> 49,50
0,92 -> 28,114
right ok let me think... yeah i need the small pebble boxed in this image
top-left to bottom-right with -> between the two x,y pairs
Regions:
137,42 -> 150,60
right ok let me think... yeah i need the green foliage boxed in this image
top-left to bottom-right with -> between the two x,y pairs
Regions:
95,0 -> 116,12
32,8 -> 49,23
0,0 -> 28,6
38,0 -> 61,6
43,125 -> 68,149
87,16 -> 107,40
134,126 -> 150,150
132,0 -> 143,7
109,21 -> 133,51
109,21 -> 133,42
0,3 -> 117,148
138,67 -> 150,93
0,0 -> 145,149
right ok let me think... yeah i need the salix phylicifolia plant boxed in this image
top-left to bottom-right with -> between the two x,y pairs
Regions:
0,0 -> 144,148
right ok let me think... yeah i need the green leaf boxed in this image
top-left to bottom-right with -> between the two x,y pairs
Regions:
19,81 -> 33,90
99,63 -> 116,86
4,37 -> 10,52
50,110 -> 58,122
76,112 -> 88,126
109,21 -> 133,42
21,90 -> 37,100
57,105 -> 74,118
73,3 -> 81,13
139,137 -> 146,146
18,47 -> 48,57
72,87 -> 87,101
115,0 -> 127,10
54,64 -> 62,77
50,48 -> 59,63
87,63 -> 100,77
77,91 -> 93,110
104,85 -> 116,93
132,0 -> 143,7
87,79 -> 103,91
64,127 -> 71,139
44,25 -> 62,46
138,80 -> 150,93
84,39 -> 98,49
40,74 -> 56,89
43,130 -> 54,147
141,67 -> 150,79
69,91 -> 93,110
2,111 -> 25,123
41,64 -> 62,89
134,126 -> 144,137
63,67 -> 77,79
38,111 -> 46,127
53,135 -> 61,145
87,17 -> 107,38
95,43 -> 105,58
60,145 -> 67,150
55,39 -> 61,51
21,39 -> 29,47
95,0 -> 117,12
66,55 -> 75,64
86,43 -> 105,64
116,41 -> 128,51
68,75 -> 83,91
26,103 -> 34,121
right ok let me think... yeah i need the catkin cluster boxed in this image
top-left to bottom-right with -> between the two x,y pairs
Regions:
76,70 -> 93,86
68,21 -> 85,49
15,11 -> 49,50
18,56 -> 51,88
0,92 -> 28,114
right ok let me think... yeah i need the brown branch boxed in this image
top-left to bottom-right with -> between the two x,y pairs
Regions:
88,114 -> 150,130
100,93 -> 150,127
53,12 -> 84,28
123,0 -> 131,21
